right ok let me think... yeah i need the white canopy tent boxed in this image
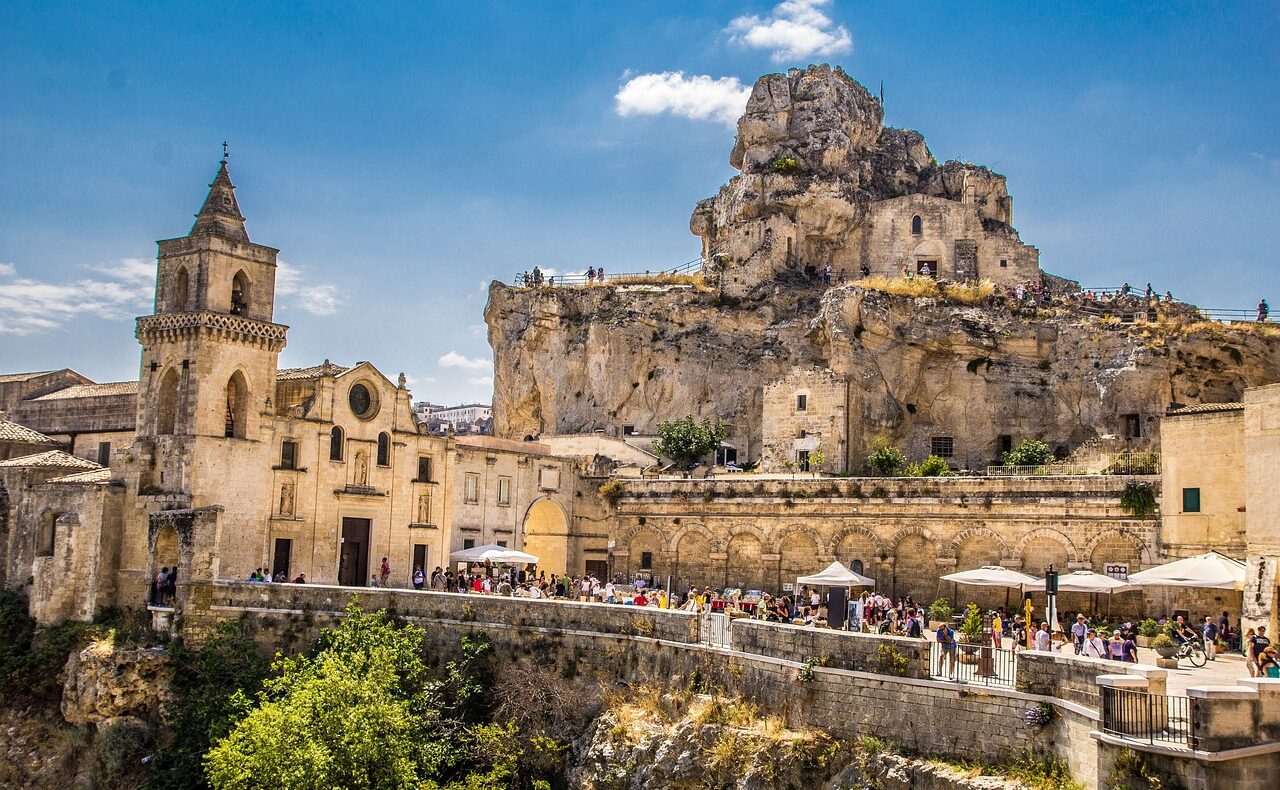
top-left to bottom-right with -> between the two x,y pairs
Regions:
796,560 -> 876,588
940,566 -> 1038,588
449,544 -> 540,565
1033,570 -> 1134,594
1127,551 -> 1246,591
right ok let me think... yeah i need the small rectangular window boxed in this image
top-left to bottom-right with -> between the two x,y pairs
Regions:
999,259 -> 1008,268
623,425 -> 635,435
417,456 -> 432,482
1182,487 -> 1201,513
497,476 -> 511,505
796,394 -> 808,412
463,539 -> 476,550
931,436 -> 955,458
998,435 -> 1013,455
641,551 -> 654,570
96,441 -> 111,466
464,473 -> 479,503
1123,414 -> 1142,439
280,440 -> 298,470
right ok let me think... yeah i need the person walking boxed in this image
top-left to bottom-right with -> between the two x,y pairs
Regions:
379,557 -> 391,587
823,263 -> 832,285
1082,629 -> 1106,659
1202,616 -> 1219,661
412,565 -> 425,591
1248,627 -> 1271,677
1034,622 -> 1052,652
1072,614 -> 1089,654
1258,299 -> 1270,322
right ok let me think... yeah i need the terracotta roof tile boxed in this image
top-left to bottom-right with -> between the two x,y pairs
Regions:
0,450 -> 102,470
276,362 -> 350,381
0,419 -> 58,445
46,468 -> 113,484
28,381 -> 138,400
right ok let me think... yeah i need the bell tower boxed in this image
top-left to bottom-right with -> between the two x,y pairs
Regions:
134,152 -> 288,461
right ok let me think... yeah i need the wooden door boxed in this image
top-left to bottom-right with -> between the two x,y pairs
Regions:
339,518 -> 371,586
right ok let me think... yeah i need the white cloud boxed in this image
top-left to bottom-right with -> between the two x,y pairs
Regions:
438,351 -> 492,372
728,0 -> 852,63
275,260 -> 341,316
468,375 -> 494,388
0,258 -> 155,336
615,71 -> 751,126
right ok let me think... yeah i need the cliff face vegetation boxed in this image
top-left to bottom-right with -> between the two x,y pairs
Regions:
486,65 -> 1280,465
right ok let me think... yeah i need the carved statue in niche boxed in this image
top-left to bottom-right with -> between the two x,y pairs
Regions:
417,493 -> 430,524
279,483 -> 295,516
354,451 -> 368,487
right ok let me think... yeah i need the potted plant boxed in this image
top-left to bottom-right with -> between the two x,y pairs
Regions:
1136,618 -> 1159,648
928,597 -> 953,629
957,603 -> 984,662
1151,634 -> 1177,659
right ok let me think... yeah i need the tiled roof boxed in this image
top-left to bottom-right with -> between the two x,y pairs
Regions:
276,362 -> 350,381
1166,402 -> 1245,416
47,468 -> 112,484
0,419 -> 58,445
0,450 -> 102,470
0,370 -> 57,384
28,381 -> 139,400
455,435 -> 555,456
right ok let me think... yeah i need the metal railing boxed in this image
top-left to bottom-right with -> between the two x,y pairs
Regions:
514,254 -> 707,288
700,610 -> 732,649
930,641 -> 1017,687
987,453 -> 1159,477
1101,687 -> 1193,747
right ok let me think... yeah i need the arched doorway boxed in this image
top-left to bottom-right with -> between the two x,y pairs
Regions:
151,523 -> 180,605
522,497 -> 569,576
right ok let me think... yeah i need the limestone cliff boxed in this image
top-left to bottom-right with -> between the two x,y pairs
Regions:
486,65 -> 1280,467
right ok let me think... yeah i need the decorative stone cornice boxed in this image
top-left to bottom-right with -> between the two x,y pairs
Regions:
137,311 -> 288,351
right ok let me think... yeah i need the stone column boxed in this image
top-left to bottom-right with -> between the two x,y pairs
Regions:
1186,685 -> 1260,751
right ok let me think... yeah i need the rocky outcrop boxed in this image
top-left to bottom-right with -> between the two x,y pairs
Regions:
61,640 -> 169,726
487,279 -> 1280,468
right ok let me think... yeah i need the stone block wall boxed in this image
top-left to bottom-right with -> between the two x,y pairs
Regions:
761,367 -> 848,473
730,619 -> 930,678
1016,650 -> 1163,711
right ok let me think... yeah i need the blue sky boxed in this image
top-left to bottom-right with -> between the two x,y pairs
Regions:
2,1 -> 1277,405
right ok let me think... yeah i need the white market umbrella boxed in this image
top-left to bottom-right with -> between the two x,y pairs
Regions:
1034,570 -> 1134,594
449,543 -> 540,564
941,566 -> 1038,588
1127,551 -> 1245,591
796,560 -> 875,588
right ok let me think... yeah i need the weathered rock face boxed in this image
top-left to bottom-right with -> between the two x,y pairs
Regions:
486,64 -> 1280,465
61,640 -> 169,726
487,281 -> 1280,468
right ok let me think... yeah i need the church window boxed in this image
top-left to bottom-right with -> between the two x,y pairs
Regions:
280,440 -> 298,470
640,551 -> 653,570
36,511 -> 56,556
796,393 -> 808,412
97,441 -> 111,466
416,455 -> 433,482
174,266 -> 189,311
376,432 -> 390,466
330,426 -> 344,461
911,215 -> 923,235
157,368 -> 180,435
231,271 -> 249,316
348,383 -> 376,418
225,371 -> 249,439
497,476 -> 511,505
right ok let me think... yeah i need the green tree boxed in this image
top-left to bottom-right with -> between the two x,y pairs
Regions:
1002,439 -> 1053,467
908,455 -> 953,477
653,416 -> 727,469
205,602 -> 493,789
808,444 -> 827,475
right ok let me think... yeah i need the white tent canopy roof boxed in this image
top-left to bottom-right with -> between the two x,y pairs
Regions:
1127,551 -> 1246,591
1034,569 -> 1134,593
796,560 -> 875,588
448,544 -> 539,564
941,566 -> 1039,588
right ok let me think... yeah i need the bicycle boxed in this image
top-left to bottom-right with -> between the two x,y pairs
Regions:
1174,639 -> 1208,667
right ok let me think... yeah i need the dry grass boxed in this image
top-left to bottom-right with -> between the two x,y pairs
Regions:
603,273 -> 712,292
1142,315 -> 1280,341
857,275 -> 996,305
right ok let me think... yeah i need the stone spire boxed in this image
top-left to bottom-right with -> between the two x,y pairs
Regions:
190,151 -> 249,242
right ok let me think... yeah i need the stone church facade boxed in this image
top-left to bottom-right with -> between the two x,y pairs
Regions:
0,160 -> 586,624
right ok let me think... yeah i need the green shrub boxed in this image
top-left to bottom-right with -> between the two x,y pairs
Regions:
909,455 -> 953,477
1150,634 -> 1175,649
598,479 -> 626,507
770,156 -> 803,174
1137,618 -> 1160,638
927,598 -> 953,624
866,443 -> 906,475
959,604 -> 985,642
1002,439 -> 1053,467
1121,482 -> 1158,518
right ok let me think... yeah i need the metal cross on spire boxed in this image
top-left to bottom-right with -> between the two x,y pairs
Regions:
221,141 -> 229,164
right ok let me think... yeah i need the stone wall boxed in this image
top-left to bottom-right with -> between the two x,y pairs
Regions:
730,618 -> 930,678
1245,384 -> 1280,636
1015,649 -> 1164,711
761,367 -> 848,473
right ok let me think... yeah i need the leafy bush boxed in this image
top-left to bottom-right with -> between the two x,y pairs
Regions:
1137,618 -> 1160,638
873,643 -> 909,677
866,442 -> 906,476
927,598 -> 953,624
598,479 -> 626,507
0,590 -> 97,702
1150,634 -> 1175,649
1121,482 -> 1158,518
770,156 -> 803,174
908,455 -> 953,477
1002,439 -> 1053,467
